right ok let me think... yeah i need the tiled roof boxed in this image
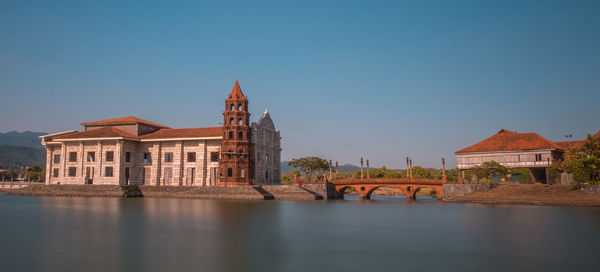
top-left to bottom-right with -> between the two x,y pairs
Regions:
53,127 -> 139,140
456,129 -> 561,154
81,116 -> 170,128
554,130 -> 600,150
140,127 -> 222,139
227,80 -> 247,100
554,141 -> 585,150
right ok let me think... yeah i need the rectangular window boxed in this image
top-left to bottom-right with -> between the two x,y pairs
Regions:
53,154 -> 60,164
143,153 -> 151,164
210,152 -> 219,162
68,167 -> 77,177
125,152 -> 131,162
105,167 -> 113,177
164,152 -> 173,163
187,152 -> 196,162
69,152 -> 78,162
87,152 -> 95,162
535,154 -> 542,161
106,151 -> 114,162
52,168 -> 59,178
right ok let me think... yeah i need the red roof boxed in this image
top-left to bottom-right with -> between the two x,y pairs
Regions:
554,130 -> 600,150
140,127 -> 222,139
81,116 -> 170,128
53,127 -> 139,140
456,129 -> 561,154
227,80 -> 247,100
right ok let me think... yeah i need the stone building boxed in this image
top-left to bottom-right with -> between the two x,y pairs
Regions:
40,81 -> 281,186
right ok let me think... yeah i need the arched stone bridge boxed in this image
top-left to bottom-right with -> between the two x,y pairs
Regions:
330,178 -> 445,199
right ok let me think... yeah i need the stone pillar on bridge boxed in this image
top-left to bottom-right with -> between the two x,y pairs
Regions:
406,157 -> 410,178
360,157 -> 364,180
366,160 -> 370,179
335,161 -> 339,178
409,159 -> 413,179
329,160 -> 332,181
442,158 -> 446,182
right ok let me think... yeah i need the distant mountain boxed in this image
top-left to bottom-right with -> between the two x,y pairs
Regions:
0,145 -> 45,170
0,131 -> 46,170
0,131 -> 46,148
280,161 -> 360,174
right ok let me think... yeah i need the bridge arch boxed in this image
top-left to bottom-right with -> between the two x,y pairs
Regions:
412,186 -> 440,199
335,185 -> 359,199
364,185 -> 411,200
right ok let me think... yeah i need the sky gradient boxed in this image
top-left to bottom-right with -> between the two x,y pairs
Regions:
1,0 -> 599,168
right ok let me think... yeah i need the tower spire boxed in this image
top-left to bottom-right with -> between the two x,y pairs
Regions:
228,80 -> 246,100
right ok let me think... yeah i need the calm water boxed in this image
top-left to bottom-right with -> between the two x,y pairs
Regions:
1,193 -> 599,272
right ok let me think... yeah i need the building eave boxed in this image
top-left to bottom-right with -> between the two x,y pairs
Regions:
139,136 -> 223,142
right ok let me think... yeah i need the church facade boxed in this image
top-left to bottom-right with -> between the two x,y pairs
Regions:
40,81 -> 281,186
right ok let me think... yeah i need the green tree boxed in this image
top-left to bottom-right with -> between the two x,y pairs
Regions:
24,165 -> 44,181
288,157 -> 329,182
281,170 -> 300,185
553,134 -> 600,183
474,161 -> 508,179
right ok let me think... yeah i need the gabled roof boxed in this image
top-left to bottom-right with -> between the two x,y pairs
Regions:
53,127 -> 139,140
140,127 -> 222,140
456,129 -> 561,154
227,80 -> 247,100
81,116 -> 170,128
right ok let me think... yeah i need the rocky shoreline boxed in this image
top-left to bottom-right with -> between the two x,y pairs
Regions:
2,184 -> 600,207
443,184 -> 600,207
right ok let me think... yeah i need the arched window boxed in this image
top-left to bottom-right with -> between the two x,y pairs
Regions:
227,168 -> 233,177
229,118 -> 234,125
228,131 -> 234,139
238,131 -> 243,140
230,104 -> 234,111
265,153 -> 269,163
240,168 -> 245,178
238,148 -> 244,154
238,118 -> 243,125
238,104 -> 242,111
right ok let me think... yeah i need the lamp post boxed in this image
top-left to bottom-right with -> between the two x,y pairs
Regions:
564,134 -> 573,150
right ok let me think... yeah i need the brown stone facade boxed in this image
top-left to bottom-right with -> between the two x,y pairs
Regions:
219,80 -> 254,185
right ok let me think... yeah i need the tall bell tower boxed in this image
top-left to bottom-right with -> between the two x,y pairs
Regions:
219,80 -> 254,185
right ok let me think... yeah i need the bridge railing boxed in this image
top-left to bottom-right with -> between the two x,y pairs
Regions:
330,178 -> 445,186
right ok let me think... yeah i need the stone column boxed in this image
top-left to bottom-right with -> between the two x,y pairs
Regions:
45,145 -> 52,185
79,142 -> 85,183
97,141 -> 102,183
360,157 -> 364,180
366,159 -> 370,179
61,143 -> 67,179
442,158 -> 446,182
329,160 -> 332,181
116,140 -> 122,185
203,140 -> 208,186
335,161 -> 339,178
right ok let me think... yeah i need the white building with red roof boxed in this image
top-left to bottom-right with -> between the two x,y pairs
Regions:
455,129 -> 597,183
40,81 -> 281,186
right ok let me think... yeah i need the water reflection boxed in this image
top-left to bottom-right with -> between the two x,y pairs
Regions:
0,194 -> 599,272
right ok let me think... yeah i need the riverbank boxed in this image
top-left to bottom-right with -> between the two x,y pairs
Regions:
0,184 -> 326,200
443,184 -> 600,207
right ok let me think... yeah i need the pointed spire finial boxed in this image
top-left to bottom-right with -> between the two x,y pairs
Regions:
228,80 -> 246,100
264,108 -> 269,115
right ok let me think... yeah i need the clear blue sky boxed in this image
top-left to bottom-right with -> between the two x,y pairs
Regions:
1,0 -> 599,168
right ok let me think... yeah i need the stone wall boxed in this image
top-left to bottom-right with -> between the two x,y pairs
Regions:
582,185 -> 600,195
442,184 -> 492,200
